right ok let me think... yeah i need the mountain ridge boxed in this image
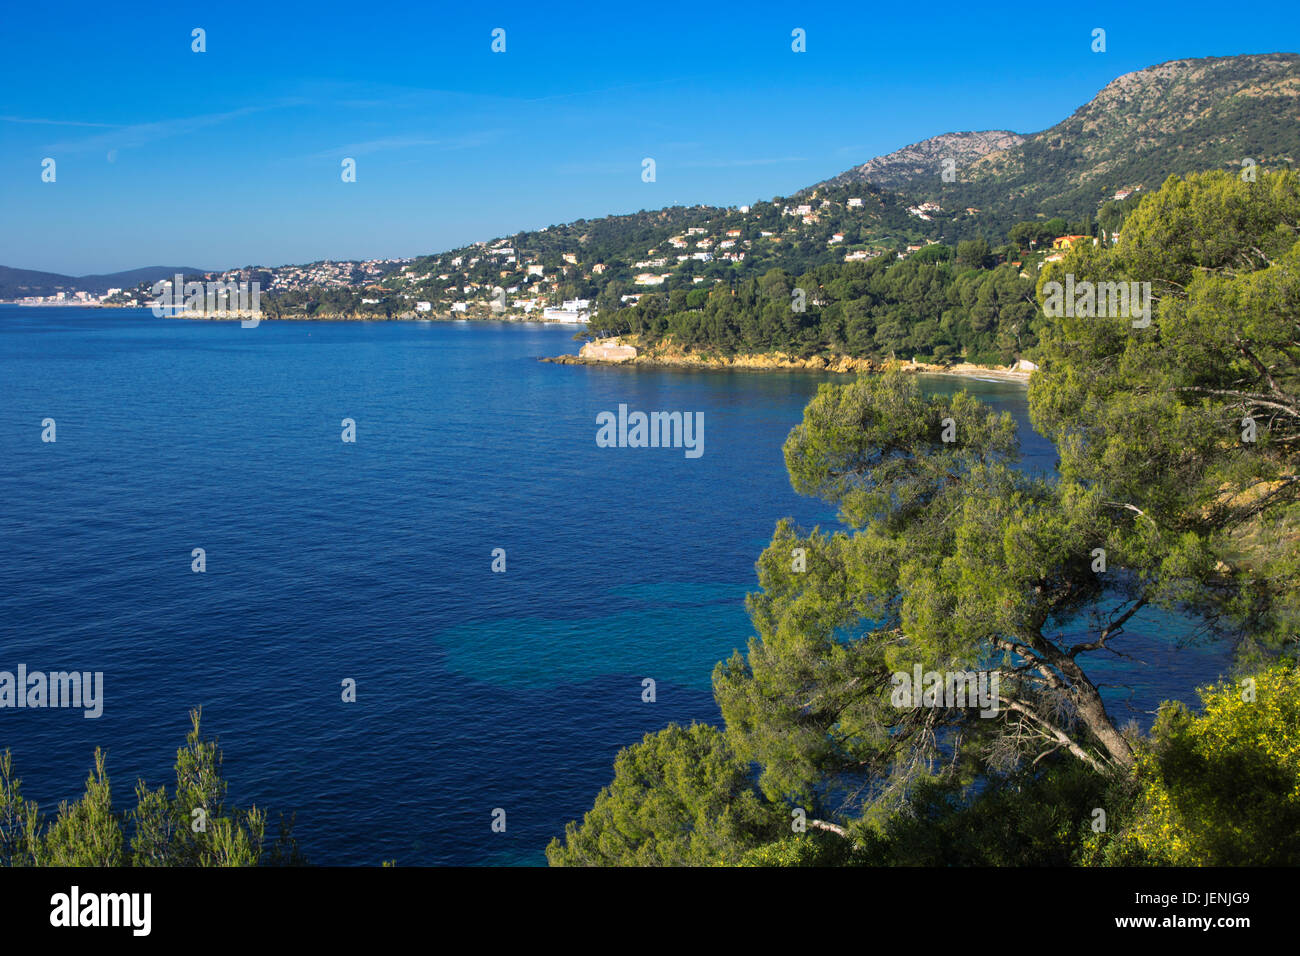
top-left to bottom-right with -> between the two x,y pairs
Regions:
0,265 -> 209,299
821,52 -> 1300,223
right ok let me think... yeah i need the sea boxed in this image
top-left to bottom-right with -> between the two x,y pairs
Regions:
0,307 -> 1231,865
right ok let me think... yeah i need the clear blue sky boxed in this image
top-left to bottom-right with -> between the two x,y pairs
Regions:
2,0 -> 1296,275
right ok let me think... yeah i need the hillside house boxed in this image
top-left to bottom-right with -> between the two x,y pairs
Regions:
1052,235 -> 1088,250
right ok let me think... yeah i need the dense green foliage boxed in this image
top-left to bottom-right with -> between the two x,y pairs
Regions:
587,206 -> 1129,365
1032,169 -> 1300,650
549,168 -> 1300,866
545,723 -> 783,866
262,286 -> 405,319
596,257 -> 1040,365
0,709 -> 303,866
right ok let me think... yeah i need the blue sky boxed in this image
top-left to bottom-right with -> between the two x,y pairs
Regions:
2,0 -> 1297,275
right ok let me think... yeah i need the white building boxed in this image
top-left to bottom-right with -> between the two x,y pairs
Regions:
542,298 -> 592,323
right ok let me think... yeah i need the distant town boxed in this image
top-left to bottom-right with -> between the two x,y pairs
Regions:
2,184 -> 1139,323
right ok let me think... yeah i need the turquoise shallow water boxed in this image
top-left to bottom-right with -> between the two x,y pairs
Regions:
0,307 -> 1231,864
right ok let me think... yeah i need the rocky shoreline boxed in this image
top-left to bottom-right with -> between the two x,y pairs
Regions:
542,337 -> 1033,383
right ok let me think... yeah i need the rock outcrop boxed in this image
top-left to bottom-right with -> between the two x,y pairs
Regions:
579,339 -> 638,362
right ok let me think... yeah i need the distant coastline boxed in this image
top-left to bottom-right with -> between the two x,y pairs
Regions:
0,302 -> 586,325
164,308 -> 581,324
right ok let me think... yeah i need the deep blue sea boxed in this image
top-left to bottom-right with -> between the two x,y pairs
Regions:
0,307 -> 1231,865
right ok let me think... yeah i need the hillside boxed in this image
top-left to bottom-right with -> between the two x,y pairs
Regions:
821,53 -> 1300,226
375,53 -> 1300,318
367,185 -> 926,320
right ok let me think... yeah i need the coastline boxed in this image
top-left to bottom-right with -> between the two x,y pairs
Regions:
156,309 -> 577,324
541,337 -> 1033,383
5,306 -> 1032,383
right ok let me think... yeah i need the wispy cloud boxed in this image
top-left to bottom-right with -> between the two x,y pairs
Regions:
42,101 -> 303,153
294,74 -> 712,109
302,132 -> 499,160
512,75 -> 714,105
0,115 -> 121,128
678,156 -> 808,168
557,155 -> 807,175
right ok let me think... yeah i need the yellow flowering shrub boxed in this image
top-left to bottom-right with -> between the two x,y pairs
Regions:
1115,662 -> 1300,865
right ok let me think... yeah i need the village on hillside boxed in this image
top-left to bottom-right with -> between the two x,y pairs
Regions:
21,183 -> 1141,320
